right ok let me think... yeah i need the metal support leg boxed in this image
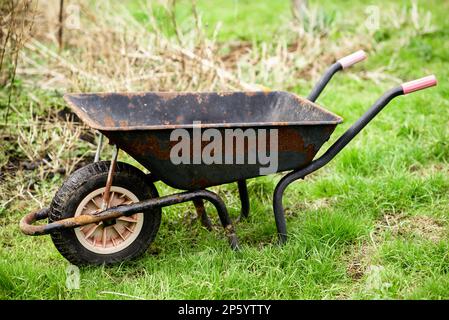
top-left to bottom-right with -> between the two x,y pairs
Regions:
193,199 -> 213,230
273,174 -> 304,244
237,179 -> 250,220
194,179 -> 250,226
198,190 -> 239,250
102,146 -> 119,210
94,133 -> 104,163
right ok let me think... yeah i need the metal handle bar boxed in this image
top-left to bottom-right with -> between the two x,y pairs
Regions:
308,50 -> 367,102
274,75 -> 437,243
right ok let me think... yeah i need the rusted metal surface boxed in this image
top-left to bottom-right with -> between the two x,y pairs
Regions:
20,207 -> 125,236
20,189 -> 239,249
193,199 -> 213,230
23,53 -> 430,260
103,124 -> 337,190
64,91 -> 342,190
64,91 -> 341,130
19,208 -> 50,236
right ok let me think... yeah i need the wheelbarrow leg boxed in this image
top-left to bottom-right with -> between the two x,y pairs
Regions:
272,81 -> 429,244
94,132 -> 104,162
273,173 -> 306,244
193,199 -> 213,230
202,190 -> 239,250
101,145 -> 119,210
194,180 -> 250,226
273,177 -> 293,244
237,179 -> 250,220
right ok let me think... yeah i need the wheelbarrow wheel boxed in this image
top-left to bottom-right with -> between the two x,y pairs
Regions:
49,161 -> 161,266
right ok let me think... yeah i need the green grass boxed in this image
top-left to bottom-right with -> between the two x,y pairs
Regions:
129,0 -> 293,42
0,0 -> 448,299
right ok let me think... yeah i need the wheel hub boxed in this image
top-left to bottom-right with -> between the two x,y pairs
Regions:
74,186 -> 144,254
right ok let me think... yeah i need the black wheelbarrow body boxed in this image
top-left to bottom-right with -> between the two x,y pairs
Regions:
64,91 -> 342,190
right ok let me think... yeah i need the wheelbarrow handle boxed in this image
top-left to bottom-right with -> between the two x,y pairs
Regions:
337,50 -> 367,69
300,74 -> 438,178
274,75 -> 438,243
401,75 -> 437,94
308,50 -> 367,102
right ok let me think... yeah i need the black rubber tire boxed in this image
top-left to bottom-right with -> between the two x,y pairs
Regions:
49,161 -> 161,266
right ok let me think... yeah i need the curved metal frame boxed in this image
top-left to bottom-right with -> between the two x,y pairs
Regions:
20,188 -> 239,250
193,179 -> 250,225
273,87 -> 404,243
307,62 -> 342,102
237,180 -> 250,219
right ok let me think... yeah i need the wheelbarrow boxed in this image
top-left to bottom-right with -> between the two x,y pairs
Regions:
20,50 -> 437,265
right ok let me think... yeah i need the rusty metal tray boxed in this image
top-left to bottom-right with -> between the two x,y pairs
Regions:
65,91 -> 342,189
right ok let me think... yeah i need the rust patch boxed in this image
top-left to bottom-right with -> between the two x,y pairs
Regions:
157,92 -> 179,101
145,135 -> 171,160
245,91 -> 261,97
123,134 -> 172,161
188,177 -> 211,189
103,115 -> 116,127
175,115 -> 185,123
119,120 -> 129,127
278,128 -> 316,161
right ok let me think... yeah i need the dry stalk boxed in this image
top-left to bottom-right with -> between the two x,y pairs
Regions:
0,0 -> 35,125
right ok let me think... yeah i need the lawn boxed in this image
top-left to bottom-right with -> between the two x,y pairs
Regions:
0,0 -> 448,299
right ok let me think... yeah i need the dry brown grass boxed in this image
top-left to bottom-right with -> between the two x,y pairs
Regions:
15,0 -> 382,94
20,0 -> 434,93
374,213 -> 445,243
344,212 -> 446,282
0,0 -> 35,125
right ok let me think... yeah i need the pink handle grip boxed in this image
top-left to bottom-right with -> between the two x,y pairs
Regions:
401,75 -> 437,94
337,50 -> 367,69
